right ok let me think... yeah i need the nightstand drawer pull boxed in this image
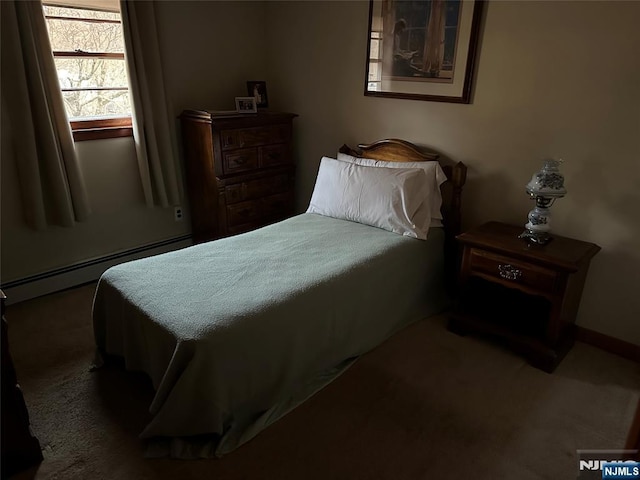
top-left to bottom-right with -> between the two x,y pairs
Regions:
498,264 -> 522,281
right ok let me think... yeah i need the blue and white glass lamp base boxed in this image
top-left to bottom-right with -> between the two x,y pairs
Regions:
519,198 -> 555,245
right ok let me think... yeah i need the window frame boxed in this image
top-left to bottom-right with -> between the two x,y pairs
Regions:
70,116 -> 132,141
43,4 -> 133,141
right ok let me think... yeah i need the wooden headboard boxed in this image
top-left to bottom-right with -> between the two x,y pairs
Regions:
338,138 -> 467,238
339,139 -> 467,291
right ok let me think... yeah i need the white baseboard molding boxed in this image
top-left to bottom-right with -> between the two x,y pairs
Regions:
3,234 -> 193,305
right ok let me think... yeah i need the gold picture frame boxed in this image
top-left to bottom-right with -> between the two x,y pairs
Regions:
364,0 -> 484,103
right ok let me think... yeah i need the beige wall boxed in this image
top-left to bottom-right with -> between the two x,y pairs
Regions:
154,1 -> 268,113
265,1 -> 640,344
1,137 -> 187,280
1,1 -> 268,282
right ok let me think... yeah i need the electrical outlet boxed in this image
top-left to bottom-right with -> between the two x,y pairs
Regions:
174,206 -> 183,222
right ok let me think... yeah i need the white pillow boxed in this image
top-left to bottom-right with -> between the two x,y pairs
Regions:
336,152 -> 447,229
306,157 -> 430,239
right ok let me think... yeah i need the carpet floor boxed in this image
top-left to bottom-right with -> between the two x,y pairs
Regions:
5,283 -> 639,480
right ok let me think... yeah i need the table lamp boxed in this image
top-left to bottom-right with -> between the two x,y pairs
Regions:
519,159 -> 567,245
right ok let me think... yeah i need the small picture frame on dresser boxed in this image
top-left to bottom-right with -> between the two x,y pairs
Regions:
235,96 -> 257,114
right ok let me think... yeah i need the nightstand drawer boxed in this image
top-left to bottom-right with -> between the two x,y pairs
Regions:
469,248 -> 558,293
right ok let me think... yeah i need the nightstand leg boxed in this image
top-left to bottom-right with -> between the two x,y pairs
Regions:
527,333 -> 575,373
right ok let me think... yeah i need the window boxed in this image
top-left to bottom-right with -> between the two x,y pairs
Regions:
367,30 -> 382,92
43,1 -> 132,141
366,1 -> 383,92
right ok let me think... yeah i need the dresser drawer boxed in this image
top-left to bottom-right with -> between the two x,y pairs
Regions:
261,192 -> 293,218
227,222 -> 264,236
241,124 -> 290,147
226,200 -> 262,226
219,124 -> 291,151
270,124 -> 291,144
223,149 -> 258,174
259,144 -> 290,167
469,248 -> 558,294
226,192 -> 292,228
220,130 -> 239,150
239,127 -> 271,148
225,174 -> 291,204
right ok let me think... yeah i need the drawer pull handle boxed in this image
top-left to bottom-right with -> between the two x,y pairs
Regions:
498,264 -> 522,281
234,156 -> 248,165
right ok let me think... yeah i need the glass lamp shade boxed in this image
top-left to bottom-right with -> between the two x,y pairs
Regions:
519,159 -> 567,245
525,159 -> 567,198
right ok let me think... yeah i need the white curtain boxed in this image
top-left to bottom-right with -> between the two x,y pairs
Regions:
120,0 -> 181,208
1,0 -> 91,230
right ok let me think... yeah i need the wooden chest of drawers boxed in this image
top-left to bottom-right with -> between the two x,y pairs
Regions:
180,111 -> 297,241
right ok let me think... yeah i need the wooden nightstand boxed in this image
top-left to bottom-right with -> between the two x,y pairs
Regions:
449,222 -> 600,372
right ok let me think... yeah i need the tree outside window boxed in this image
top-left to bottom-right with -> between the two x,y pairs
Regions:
43,4 -> 132,140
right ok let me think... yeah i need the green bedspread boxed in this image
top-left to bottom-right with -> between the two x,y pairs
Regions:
93,213 -> 447,457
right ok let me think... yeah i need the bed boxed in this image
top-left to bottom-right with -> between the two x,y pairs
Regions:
92,139 -> 467,458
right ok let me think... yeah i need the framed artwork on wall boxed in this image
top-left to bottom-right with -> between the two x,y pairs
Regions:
246,81 -> 269,108
364,0 -> 485,104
